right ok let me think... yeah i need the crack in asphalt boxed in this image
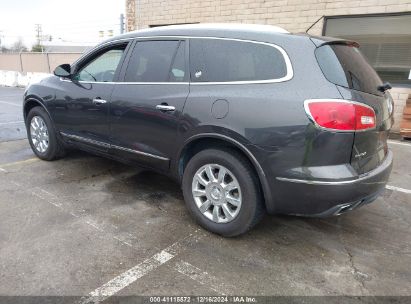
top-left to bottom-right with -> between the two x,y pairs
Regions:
337,219 -> 369,294
343,243 -> 368,290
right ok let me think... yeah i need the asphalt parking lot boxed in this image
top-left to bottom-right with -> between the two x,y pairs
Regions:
0,86 -> 410,301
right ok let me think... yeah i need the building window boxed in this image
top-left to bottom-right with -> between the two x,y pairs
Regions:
323,13 -> 411,87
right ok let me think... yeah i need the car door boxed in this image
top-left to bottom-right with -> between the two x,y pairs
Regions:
52,41 -> 131,152
109,39 -> 189,171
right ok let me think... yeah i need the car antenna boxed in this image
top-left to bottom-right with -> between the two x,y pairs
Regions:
306,15 -> 325,34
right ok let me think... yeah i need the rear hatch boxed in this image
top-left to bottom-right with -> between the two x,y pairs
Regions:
314,40 -> 394,174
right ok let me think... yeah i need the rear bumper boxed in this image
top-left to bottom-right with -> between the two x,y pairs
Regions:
302,189 -> 383,217
272,149 -> 393,216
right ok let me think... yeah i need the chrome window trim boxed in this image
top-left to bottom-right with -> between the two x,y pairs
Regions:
72,37 -> 135,67
60,132 -> 169,161
115,82 -> 188,85
66,35 -> 293,85
59,79 -> 189,85
186,36 -> 293,85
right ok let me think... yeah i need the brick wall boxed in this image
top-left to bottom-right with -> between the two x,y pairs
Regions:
126,0 -> 136,32
126,0 -> 411,35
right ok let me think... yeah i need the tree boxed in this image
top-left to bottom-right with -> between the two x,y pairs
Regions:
10,38 -> 28,52
31,44 -> 43,52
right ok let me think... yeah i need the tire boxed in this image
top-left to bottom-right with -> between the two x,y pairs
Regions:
26,106 -> 66,161
182,147 -> 265,237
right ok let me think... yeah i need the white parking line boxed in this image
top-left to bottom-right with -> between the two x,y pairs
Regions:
174,260 -> 233,295
0,167 -> 7,173
0,120 -> 24,126
78,233 -> 199,304
83,251 -> 174,304
8,180 -> 137,248
11,177 -> 215,300
0,100 -> 21,107
0,94 -> 24,98
8,176 -> 221,300
388,140 -> 411,147
31,187 -> 63,208
386,185 -> 411,194
0,158 -> 39,168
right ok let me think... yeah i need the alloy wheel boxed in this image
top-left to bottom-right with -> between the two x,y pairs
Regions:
30,116 -> 49,153
192,164 -> 242,223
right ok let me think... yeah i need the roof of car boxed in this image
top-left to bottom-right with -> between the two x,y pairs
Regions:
105,23 -> 291,43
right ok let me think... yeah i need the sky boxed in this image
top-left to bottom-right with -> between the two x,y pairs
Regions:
0,0 -> 125,48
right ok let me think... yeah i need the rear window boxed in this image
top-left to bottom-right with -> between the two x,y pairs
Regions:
315,44 -> 383,96
190,38 -> 288,82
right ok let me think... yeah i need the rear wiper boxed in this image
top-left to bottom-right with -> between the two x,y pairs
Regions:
377,82 -> 392,93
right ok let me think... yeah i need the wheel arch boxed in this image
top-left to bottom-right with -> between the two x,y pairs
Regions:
176,133 -> 274,213
23,97 -> 51,122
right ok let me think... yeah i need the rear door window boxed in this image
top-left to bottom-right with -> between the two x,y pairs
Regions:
169,42 -> 186,82
189,38 -> 288,82
315,44 -> 383,96
125,40 -> 185,82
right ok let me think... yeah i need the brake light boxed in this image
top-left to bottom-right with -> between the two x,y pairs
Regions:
304,99 -> 376,131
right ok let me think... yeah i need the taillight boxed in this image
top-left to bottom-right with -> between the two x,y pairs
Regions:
304,99 -> 376,132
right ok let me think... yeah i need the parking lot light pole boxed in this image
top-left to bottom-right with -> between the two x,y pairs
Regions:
120,14 -> 125,34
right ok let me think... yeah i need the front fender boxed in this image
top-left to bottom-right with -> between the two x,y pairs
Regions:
23,77 -> 57,121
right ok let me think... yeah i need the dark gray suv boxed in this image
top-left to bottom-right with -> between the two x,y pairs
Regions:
23,24 -> 393,236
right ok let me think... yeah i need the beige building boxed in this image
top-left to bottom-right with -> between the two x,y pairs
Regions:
125,0 -> 411,132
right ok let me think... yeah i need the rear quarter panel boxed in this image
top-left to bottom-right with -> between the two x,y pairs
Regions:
178,35 -> 355,213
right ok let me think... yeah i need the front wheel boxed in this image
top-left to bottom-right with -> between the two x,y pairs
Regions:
182,148 -> 265,237
26,106 -> 66,161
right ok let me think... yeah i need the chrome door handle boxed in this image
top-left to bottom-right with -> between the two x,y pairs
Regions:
93,98 -> 107,105
155,104 -> 175,112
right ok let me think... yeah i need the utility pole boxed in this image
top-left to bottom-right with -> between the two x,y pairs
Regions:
35,24 -> 42,44
120,14 -> 125,34
34,24 -> 44,52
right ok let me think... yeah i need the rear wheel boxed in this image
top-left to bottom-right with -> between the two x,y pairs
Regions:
26,106 -> 66,160
182,148 -> 265,237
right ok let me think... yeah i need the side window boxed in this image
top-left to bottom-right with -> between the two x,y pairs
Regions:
75,46 -> 126,82
125,40 -> 185,82
190,39 -> 288,82
169,42 -> 186,82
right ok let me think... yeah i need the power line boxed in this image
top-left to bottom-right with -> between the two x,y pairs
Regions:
42,23 -> 121,30
1,15 -> 126,47
40,17 -> 125,26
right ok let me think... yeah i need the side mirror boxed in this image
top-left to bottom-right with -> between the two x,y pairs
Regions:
54,64 -> 72,78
